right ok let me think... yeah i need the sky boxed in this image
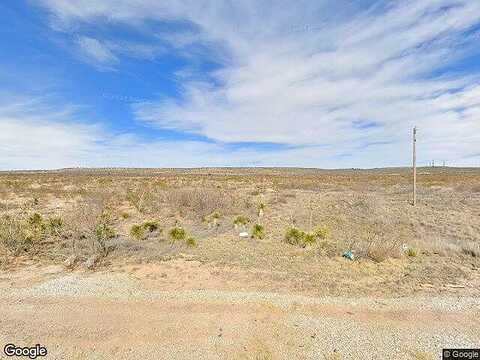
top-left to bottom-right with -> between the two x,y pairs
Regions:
1,0 -> 479,170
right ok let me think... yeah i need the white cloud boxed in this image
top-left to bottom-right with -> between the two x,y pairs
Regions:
1,93 -> 479,170
26,0 -> 480,167
76,36 -> 117,65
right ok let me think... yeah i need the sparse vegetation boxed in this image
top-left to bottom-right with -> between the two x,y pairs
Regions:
284,226 -> 326,247
143,221 -> 160,233
129,221 -> 160,241
94,212 -> 116,255
186,237 -> 197,247
167,188 -> 232,218
233,215 -> 250,227
314,225 -> 330,240
48,216 -> 63,237
0,215 -> 30,255
407,248 -> 418,257
251,224 -> 265,239
0,167 -> 478,296
169,226 -> 187,242
130,224 -> 146,241
284,227 -> 305,246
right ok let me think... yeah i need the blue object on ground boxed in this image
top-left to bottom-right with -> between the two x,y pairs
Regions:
342,250 -> 354,260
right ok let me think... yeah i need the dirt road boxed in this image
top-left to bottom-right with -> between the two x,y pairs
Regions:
1,263 -> 479,360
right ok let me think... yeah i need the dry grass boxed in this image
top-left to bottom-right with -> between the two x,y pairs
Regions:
408,350 -> 434,360
0,167 -> 478,293
166,187 -> 234,217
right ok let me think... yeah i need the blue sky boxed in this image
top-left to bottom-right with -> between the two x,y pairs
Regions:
1,0 -> 479,169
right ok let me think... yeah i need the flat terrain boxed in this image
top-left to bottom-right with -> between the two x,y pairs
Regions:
1,262 -> 479,360
0,168 -> 479,359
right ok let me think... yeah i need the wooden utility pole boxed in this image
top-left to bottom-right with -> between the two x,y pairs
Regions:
412,126 -> 417,206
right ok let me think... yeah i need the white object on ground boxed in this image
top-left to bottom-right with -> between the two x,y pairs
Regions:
239,232 -> 249,238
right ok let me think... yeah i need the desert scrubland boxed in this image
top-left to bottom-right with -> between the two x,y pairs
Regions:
0,168 -> 479,359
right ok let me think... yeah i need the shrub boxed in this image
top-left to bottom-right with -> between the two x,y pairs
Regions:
284,227 -> 318,247
314,225 -> 330,240
95,223 -> 116,241
304,232 -> 317,245
186,237 -> 197,247
0,216 -> 30,255
167,188 -> 232,217
406,248 -> 417,257
143,221 -> 160,233
28,213 -> 44,228
48,217 -> 63,236
169,227 -> 186,242
94,213 -> 116,255
251,224 -> 265,239
130,224 -> 146,240
26,213 -> 46,242
285,227 -> 305,246
233,215 -> 250,227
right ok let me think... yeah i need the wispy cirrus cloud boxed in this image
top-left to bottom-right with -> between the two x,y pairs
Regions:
76,36 -> 117,66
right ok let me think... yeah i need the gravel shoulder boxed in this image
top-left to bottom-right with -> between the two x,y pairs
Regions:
1,263 -> 479,360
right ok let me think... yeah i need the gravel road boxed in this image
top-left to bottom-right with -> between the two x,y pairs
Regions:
0,266 -> 479,360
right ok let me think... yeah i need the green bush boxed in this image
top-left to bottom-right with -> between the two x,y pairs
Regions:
28,213 -> 44,229
233,215 -> 250,226
95,223 -> 116,240
406,248 -> 417,257
251,224 -> 265,239
304,232 -> 317,245
314,225 -> 330,240
130,224 -> 146,240
186,237 -> 197,247
48,217 -> 63,236
0,216 -> 30,255
26,213 -> 46,241
285,227 -> 305,246
284,227 -> 319,247
169,227 -> 187,242
143,221 -> 160,233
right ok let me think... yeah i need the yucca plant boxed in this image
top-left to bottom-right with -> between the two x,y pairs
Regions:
251,224 -> 265,239
130,224 -> 146,240
186,237 -> 197,247
233,215 -> 250,228
169,226 -> 186,242
143,221 -> 160,233
285,227 -> 305,246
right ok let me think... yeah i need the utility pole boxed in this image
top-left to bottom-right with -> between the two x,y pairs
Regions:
412,126 -> 417,206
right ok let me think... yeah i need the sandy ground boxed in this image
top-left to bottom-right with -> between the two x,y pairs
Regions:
1,262 -> 479,360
